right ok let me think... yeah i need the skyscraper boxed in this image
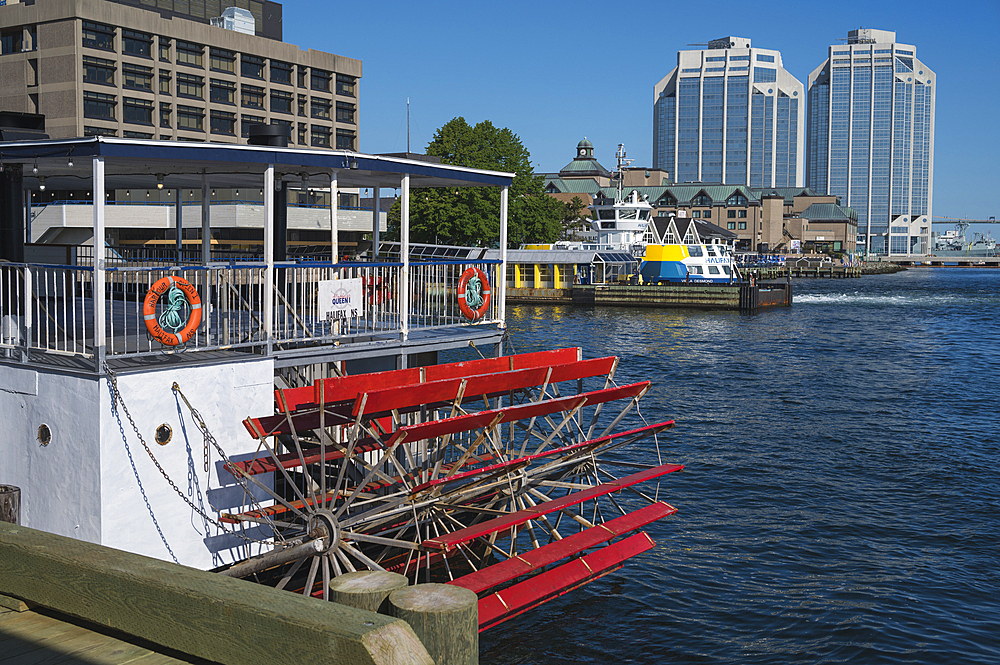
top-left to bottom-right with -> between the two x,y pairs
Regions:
653,37 -> 804,188
806,29 -> 935,256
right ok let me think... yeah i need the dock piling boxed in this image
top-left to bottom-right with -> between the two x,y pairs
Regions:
389,583 -> 479,665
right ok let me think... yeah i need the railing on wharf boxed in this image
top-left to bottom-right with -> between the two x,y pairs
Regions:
0,258 -> 503,368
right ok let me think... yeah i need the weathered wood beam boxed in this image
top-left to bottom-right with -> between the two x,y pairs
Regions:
0,521 -> 432,665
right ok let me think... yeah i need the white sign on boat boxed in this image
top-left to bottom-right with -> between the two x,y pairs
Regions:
318,278 -> 364,321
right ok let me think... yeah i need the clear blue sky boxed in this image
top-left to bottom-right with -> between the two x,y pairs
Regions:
286,0 -> 999,235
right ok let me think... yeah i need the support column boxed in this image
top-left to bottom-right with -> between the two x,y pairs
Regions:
93,157 -> 106,372
400,174 -> 410,346
372,185 -> 380,259
499,185 -> 508,325
330,171 -> 339,263
24,187 -> 31,247
275,181 -> 288,262
201,173 -> 210,264
175,188 -> 183,264
0,164 -> 24,262
263,165 -> 274,353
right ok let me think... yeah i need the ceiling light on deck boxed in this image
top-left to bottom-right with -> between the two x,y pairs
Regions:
32,159 -> 38,175
156,174 -> 165,190
38,176 -> 46,191
67,152 -> 73,168
349,160 -> 358,170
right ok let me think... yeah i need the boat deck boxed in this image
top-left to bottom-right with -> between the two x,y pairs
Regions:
0,606 -> 214,665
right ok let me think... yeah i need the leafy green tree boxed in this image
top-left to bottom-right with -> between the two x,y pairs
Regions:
387,118 -> 563,247
560,196 -> 591,241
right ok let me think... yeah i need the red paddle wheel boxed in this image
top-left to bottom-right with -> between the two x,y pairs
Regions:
219,348 -> 682,630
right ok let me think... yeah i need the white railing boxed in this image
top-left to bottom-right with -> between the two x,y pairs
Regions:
103,264 -> 268,358
272,262 -> 402,345
409,260 -> 502,330
1,259 -> 504,367
0,264 -> 94,360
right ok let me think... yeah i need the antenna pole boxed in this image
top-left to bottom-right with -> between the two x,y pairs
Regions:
407,98 -> 410,154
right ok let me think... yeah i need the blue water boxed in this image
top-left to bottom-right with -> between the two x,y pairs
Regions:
481,269 -> 1000,664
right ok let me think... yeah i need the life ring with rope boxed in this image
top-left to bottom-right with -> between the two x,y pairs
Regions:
457,267 -> 491,321
143,276 -> 202,346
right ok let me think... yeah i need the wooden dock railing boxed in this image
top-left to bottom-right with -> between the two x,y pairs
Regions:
0,521 -> 434,665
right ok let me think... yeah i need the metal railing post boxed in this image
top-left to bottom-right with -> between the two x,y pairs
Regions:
264,165 -> 274,355
400,174 -> 410,343
22,266 -> 31,363
93,156 -> 106,371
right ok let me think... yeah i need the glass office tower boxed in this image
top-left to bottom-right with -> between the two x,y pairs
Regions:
653,37 -> 804,188
807,29 -> 935,256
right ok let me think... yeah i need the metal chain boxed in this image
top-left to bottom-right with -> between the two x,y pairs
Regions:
170,380 -> 283,539
103,362 -> 272,545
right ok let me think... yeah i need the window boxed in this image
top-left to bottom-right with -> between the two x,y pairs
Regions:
159,70 -> 171,94
210,79 -> 236,104
336,101 -> 355,124
726,192 -> 748,206
84,91 -> 116,120
298,95 -> 307,116
177,72 -> 204,99
1,28 -> 22,55
738,221 -> 747,230
123,97 -> 153,125
242,54 -> 264,79
705,56 -> 725,62
692,210 -> 701,218
298,66 -> 308,88
159,37 -> 170,61
738,210 -> 747,218
692,194 -> 711,206
756,54 -> 775,63
177,105 -> 204,131
123,63 -> 153,91
729,55 -> 750,61
297,122 -> 307,144
703,209 -> 712,219
727,222 -> 736,230
336,74 -> 356,97
84,125 -> 117,137
209,48 -> 235,72
210,110 -> 236,135
122,29 -> 152,57
335,128 -> 354,149
311,68 -> 331,92
83,56 -> 116,85
241,85 -> 265,108
160,103 -> 171,128
82,21 -> 114,51
123,130 -> 153,139
708,266 -> 720,275
240,114 -> 264,138
271,89 -> 293,114
311,124 -> 331,147
753,67 -> 776,83
176,40 -> 203,67
311,98 -> 331,119
271,60 -> 292,85
728,210 -> 736,218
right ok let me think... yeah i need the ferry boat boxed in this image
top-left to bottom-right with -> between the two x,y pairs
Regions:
640,242 -> 738,284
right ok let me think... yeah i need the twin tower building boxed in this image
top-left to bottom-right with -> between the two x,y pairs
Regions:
653,29 -> 934,256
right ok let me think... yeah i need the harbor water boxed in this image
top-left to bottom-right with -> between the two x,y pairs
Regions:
480,268 -> 999,664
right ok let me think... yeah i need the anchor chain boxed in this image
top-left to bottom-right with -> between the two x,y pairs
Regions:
103,362 -> 275,546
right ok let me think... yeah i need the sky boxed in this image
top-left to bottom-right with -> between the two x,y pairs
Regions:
285,0 -> 999,236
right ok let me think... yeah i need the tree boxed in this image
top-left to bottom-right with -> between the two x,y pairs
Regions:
387,118 -> 563,247
560,196 -> 591,241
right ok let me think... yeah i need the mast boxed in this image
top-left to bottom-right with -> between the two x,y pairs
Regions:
614,143 -> 632,204
407,98 -> 410,154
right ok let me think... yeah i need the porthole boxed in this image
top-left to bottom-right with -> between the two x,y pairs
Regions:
154,423 -> 172,445
37,424 -> 51,446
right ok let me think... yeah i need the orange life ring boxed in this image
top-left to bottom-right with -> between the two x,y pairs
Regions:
457,267 -> 491,321
143,276 -> 202,346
